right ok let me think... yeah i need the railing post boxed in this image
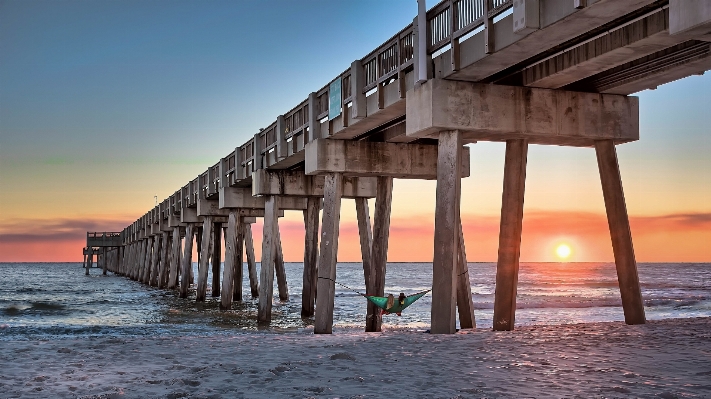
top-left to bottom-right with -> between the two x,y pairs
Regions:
276,115 -> 287,161
350,61 -> 367,119
484,0 -> 495,54
450,0 -> 460,71
415,0 -> 430,84
252,133 -> 263,173
234,146 -> 242,182
307,92 -> 321,143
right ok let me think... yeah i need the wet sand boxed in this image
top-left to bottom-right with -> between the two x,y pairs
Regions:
2,317 -> 710,398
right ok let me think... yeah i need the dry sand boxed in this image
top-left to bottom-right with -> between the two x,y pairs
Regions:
1,317 -> 710,398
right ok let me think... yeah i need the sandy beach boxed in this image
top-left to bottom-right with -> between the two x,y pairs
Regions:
1,317 -> 709,398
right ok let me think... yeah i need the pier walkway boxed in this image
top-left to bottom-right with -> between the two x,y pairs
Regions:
86,0 -> 711,333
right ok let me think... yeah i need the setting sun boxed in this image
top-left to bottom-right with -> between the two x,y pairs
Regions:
556,244 -> 572,259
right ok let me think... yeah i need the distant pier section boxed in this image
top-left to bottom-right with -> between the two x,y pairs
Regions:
86,0 -> 711,334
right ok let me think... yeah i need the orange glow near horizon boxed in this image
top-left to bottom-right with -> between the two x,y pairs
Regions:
1,210 -> 710,263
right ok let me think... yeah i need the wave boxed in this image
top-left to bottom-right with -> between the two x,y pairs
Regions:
470,298 -> 707,310
2,301 -> 67,316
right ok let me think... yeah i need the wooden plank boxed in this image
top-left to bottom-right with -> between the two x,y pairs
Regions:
301,197 -> 320,317
493,139 -> 528,331
244,223 -> 259,297
274,226 -> 289,301
456,222 -> 476,329
212,222 -> 222,297
220,211 -> 239,309
196,217 -> 214,301
314,173 -> 344,334
179,224 -> 194,298
355,197 -> 374,330
595,139 -> 646,325
168,227 -> 181,289
369,176 -> 394,332
431,130 -> 461,334
258,196 -> 280,323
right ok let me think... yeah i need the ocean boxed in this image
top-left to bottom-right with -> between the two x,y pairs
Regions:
1,262 -> 709,340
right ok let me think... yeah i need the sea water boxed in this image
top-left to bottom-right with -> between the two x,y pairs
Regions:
0,262 -> 709,340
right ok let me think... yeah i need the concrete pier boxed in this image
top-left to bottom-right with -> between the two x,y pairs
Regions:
87,0 -> 710,333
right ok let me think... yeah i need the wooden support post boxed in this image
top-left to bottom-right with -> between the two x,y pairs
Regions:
168,227 -> 181,289
369,176 -> 393,332
595,140 -> 646,325
179,224 -> 194,298
233,221 -> 245,302
314,173 -> 343,334
82,252 -> 87,270
86,248 -> 92,276
196,217 -> 214,301
457,222 -> 476,329
355,198 -> 375,329
212,222 -> 222,297
245,223 -> 259,297
274,227 -> 289,301
493,139 -> 528,331
194,227 -> 202,285
431,130 -> 461,334
302,197 -> 320,317
258,196 -> 280,323
221,211 -> 242,309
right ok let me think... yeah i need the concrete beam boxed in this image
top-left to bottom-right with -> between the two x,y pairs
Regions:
180,207 -> 228,224
670,0 -> 711,40
305,139 -> 470,179
406,79 -> 638,147
523,9 -> 684,89
252,170 -> 377,198
219,186 -> 308,210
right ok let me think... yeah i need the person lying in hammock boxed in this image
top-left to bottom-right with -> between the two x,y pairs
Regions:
382,293 -> 408,316
362,289 -> 430,316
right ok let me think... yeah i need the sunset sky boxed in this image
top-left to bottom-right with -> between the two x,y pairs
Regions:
1,0 -> 709,263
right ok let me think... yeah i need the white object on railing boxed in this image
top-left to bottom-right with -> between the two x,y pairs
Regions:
416,0 -> 428,84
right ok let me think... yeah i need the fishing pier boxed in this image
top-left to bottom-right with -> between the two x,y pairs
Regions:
85,0 -> 711,333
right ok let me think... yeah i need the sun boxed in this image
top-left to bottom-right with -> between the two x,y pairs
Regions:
556,244 -> 572,260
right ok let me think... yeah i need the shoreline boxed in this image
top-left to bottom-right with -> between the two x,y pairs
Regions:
2,317 -> 710,398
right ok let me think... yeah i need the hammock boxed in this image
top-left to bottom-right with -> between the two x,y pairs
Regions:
365,291 -> 430,316
323,277 -> 431,316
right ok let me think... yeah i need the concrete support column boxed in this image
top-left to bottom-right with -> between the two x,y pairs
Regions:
369,176 -> 393,332
274,227 -> 289,301
144,237 -> 154,284
150,235 -> 161,286
102,247 -> 108,275
258,196 -> 280,323
595,140 -> 646,325
314,173 -> 344,334
302,197 -> 320,317
196,217 -> 214,301
245,223 -> 259,297
355,198 -> 374,326
493,139 -> 529,331
221,211 -> 244,308
86,248 -> 92,276
179,224 -> 195,298
168,227 -> 181,289
158,233 -> 170,288
431,130 -> 461,334
232,220 -> 245,302
457,223 -> 476,329
211,222 -> 222,297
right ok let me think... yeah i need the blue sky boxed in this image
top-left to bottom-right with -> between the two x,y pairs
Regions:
0,0 -> 709,261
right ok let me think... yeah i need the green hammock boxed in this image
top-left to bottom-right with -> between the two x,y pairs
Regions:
364,290 -> 430,315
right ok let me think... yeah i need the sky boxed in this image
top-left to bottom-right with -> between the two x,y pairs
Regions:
1,0 -> 709,263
